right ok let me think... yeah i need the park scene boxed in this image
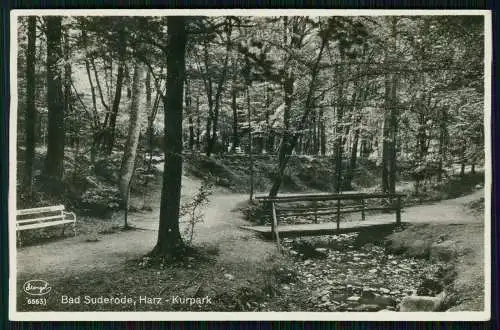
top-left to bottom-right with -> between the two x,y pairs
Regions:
13,13 -> 486,314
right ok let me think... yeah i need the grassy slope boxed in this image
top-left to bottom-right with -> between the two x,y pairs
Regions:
385,221 -> 485,311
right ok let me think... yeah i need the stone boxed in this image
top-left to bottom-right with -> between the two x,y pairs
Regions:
379,288 -> 391,294
399,291 -> 447,312
347,296 -> 361,302
406,239 -> 432,258
184,284 -> 202,297
429,240 -> 458,262
354,304 -> 382,312
315,248 -> 327,253
224,273 -> 235,280
360,291 -> 396,308
417,278 -> 443,296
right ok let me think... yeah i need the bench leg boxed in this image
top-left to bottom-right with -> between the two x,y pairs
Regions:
73,223 -> 77,237
61,226 -> 66,237
17,231 -> 22,248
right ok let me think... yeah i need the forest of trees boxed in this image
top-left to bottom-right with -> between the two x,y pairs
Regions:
16,15 -> 484,257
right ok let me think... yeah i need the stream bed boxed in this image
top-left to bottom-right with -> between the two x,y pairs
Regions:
264,232 -> 448,312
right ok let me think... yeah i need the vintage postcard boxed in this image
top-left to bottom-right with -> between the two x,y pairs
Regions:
9,9 -> 492,321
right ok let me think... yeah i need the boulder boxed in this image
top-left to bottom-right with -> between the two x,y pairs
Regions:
429,240 -> 458,262
405,239 -> 432,258
416,278 -> 443,296
353,304 -> 382,312
399,291 -> 447,312
359,291 -> 396,308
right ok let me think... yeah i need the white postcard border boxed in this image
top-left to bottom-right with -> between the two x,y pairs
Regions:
8,9 -> 492,321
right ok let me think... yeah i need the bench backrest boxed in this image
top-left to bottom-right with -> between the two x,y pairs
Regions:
17,205 -> 65,216
16,205 -> 66,226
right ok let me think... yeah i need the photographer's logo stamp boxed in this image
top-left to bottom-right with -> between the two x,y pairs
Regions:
23,280 -> 52,296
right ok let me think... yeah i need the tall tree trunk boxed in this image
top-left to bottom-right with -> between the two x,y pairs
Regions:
345,126 -> 360,190
247,83 -> 254,200
382,17 -> 399,195
460,144 -> 466,176
185,79 -> 195,150
119,61 -> 145,228
204,21 -> 232,156
319,107 -> 326,156
333,49 -> 345,193
205,115 -> 213,155
63,26 -> 73,148
195,96 -> 201,150
152,16 -> 186,258
265,85 -> 274,154
388,74 -> 398,195
81,29 -> 101,159
388,18 -> 399,195
104,27 -> 126,155
23,16 -> 37,196
43,16 -> 65,187
268,35 -> 327,197
437,107 -> 448,182
144,70 -> 152,166
231,85 -> 239,152
381,115 -> 390,193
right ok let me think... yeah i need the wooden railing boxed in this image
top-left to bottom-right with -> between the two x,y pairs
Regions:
255,192 -> 405,247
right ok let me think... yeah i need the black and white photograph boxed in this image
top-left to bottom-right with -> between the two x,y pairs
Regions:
9,10 -> 491,321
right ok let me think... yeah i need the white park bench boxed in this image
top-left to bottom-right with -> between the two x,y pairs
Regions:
16,205 -> 76,246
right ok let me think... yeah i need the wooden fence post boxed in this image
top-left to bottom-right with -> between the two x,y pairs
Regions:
336,197 -> 341,230
361,198 -> 365,221
313,201 -> 318,224
395,196 -> 401,224
271,202 -> 281,252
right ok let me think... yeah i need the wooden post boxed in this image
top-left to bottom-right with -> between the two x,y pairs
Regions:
336,197 -> 341,230
270,202 -> 275,235
313,201 -> 318,224
361,199 -> 365,221
271,202 -> 281,252
395,196 -> 401,224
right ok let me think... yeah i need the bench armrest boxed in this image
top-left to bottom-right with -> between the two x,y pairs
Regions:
64,211 -> 77,223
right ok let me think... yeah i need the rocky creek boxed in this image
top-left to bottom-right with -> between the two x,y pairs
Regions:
267,232 -> 450,312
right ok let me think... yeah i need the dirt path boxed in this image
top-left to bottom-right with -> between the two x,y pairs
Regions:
16,178 -> 275,278
16,177 -> 484,278
370,188 -> 485,225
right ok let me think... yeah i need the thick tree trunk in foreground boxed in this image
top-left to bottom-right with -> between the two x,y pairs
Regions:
119,61 -> 145,228
23,16 -> 37,196
152,16 -> 186,258
43,16 -> 65,186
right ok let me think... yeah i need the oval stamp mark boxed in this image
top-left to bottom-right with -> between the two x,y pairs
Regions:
23,280 -> 52,296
